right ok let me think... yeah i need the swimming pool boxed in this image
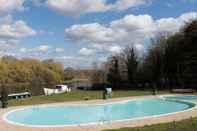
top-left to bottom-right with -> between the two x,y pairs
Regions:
4,98 -> 195,127
164,95 -> 197,101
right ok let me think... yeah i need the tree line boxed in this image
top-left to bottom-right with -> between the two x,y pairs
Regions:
92,19 -> 197,90
0,57 -> 65,95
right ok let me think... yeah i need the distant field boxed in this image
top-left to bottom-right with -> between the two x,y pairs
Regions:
104,117 -> 197,131
9,90 -> 169,107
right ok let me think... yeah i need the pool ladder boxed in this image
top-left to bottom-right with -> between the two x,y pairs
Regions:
99,116 -> 111,124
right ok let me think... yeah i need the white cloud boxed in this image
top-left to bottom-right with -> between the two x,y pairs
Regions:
38,29 -> 55,36
79,47 -> 95,56
46,0 -> 152,16
134,44 -> 144,51
179,12 -> 197,23
108,46 -> 122,54
77,43 -> 123,60
156,12 -> 197,33
0,52 -> 17,57
60,56 -> 74,60
156,18 -> 181,33
57,55 -> 95,68
108,0 -> 152,11
0,15 -> 36,57
0,39 -> 17,50
47,0 -> 107,16
66,23 -> 126,44
19,45 -> 66,58
19,47 -> 27,53
0,20 -> 36,39
37,45 -> 50,52
0,15 -> 13,25
65,14 -> 155,48
0,0 -> 25,14
65,12 -> 197,57
19,45 -> 51,53
55,48 -> 64,53
111,14 -> 155,32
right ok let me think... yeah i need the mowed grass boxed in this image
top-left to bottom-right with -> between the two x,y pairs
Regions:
8,90 -> 168,107
104,117 -> 197,131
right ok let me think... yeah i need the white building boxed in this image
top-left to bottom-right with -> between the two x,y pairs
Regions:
44,85 -> 71,95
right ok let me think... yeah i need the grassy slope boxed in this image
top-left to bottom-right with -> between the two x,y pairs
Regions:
8,90 -> 168,106
105,117 -> 197,131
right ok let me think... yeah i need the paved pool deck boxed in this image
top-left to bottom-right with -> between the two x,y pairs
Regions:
0,94 -> 197,131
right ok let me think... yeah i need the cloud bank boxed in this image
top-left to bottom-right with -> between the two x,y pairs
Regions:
46,0 -> 152,16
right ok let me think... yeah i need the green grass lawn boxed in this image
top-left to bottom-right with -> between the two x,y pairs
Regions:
104,117 -> 197,131
8,90 -> 168,107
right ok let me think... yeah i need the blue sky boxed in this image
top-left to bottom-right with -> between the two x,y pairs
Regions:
0,0 -> 197,68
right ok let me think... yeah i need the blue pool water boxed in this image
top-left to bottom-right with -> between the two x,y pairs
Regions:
164,95 -> 197,101
5,98 -> 195,126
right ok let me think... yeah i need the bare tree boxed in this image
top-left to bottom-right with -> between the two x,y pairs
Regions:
91,62 -> 105,89
121,45 -> 138,85
144,36 -> 166,89
107,56 -> 121,88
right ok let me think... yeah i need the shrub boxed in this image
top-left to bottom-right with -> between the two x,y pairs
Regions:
1,87 -> 8,108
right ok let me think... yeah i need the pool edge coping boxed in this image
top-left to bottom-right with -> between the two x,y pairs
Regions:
2,94 -> 197,128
